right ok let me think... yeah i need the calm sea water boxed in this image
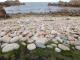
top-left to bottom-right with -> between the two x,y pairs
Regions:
4,2 -> 80,14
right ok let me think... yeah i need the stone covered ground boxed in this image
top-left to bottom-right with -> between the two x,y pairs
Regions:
0,16 -> 80,60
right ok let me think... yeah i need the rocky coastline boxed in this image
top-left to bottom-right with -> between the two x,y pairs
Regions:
48,0 -> 80,7
1,8 -> 80,19
0,1 -> 24,7
8,9 -> 80,19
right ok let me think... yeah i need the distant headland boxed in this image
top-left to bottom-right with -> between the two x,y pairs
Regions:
48,0 -> 80,7
0,0 -> 25,7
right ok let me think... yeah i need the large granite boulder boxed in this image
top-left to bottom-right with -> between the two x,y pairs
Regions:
0,5 -> 9,19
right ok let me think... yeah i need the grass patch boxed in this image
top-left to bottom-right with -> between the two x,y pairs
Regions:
1,41 -> 80,60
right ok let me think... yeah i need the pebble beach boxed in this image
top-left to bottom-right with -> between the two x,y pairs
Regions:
0,16 -> 80,52
0,1 -> 80,60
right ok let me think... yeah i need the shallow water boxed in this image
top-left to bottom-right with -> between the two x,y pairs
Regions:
4,2 -> 80,14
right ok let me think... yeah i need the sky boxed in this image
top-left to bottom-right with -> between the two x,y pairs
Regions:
0,0 -> 70,2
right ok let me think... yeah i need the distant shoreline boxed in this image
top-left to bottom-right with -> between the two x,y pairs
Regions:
7,9 -> 80,19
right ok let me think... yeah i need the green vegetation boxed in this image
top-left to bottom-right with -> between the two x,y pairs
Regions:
0,41 -> 80,60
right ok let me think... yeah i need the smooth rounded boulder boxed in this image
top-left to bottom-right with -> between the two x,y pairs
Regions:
75,46 -> 80,50
35,38 -> 48,45
2,43 -> 20,53
58,44 -> 70,50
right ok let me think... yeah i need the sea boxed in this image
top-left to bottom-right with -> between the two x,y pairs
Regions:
4,2 -> 80,14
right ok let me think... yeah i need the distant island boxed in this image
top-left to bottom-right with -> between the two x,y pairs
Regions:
48,0 -> 80,7
0,0 -> 25,7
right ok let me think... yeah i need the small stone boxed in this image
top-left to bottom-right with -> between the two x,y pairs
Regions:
78,37 -> 80,40
32,36 -> 38,41
0,32 -> 6,37
58,44 -> 70,50
66,41 -> 70,44
0,36 -> 11,43
51,44 -> 57,47
41,26 -> 45,31
35,38 -> 48,45
28,32 -> 33,38
27,43 -> 36,50
68,36 -> 75,41
42,31 -> 46,36
60,36 -> 67,42
48,37 -> 53,41
10,36 -> 20,43
73,35 -> 79,38
45,35 -> 49,38
1,43 -> 8,48
21,42 -> 26,46
46,30 -> 50,35
9,34 -> 16,37
55,48 -> 61,52
50,35 -> 55,38
74,40 -> 80,46
52,39 -> 57,42
47,45 -> 53,48
54,41 -> 58,44
70,41 -> 74,45
19,37 -> 27,41
75,46 -> 80,50
25,20 -> 30,24
36,43 -> 46,48
22,31 -> 28,35
27,39 -> 34,43
72,47 -> 75,49
55,37 -> 63,43
51,30 -> 58,35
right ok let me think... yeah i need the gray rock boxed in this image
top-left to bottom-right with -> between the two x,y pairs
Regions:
55,37 -> 63,43
48,37 -> 53,41
36,43 -> 46,48
60,36 -> 67,43
74,40 -> 80,46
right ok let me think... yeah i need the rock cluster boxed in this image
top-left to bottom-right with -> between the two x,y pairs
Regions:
0,17 -> 80,53
48,0 -> 80,7
0,0 -> 24,7
49,9 -> 80,16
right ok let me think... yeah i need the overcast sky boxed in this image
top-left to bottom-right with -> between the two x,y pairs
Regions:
0,0 -> 70,2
